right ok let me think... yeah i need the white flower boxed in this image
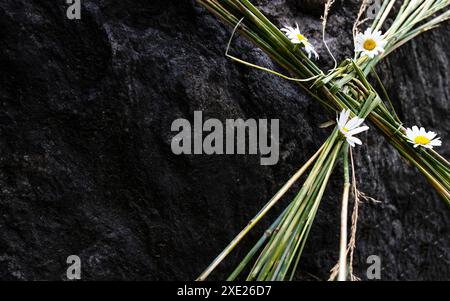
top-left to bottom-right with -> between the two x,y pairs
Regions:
337,109 -> 369,147
405,126 -> 442,149
355,28 -> 387,59
281,23 -> 319,60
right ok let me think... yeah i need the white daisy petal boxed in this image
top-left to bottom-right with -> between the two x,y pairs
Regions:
347,125 -> 369,136
347,136 -> 362,145
429,139 -> 442,146
305,44 -> 319,60
346,138 -> 355,147
344,110 -> 351,123
405,128 -> 414,140
426,132 -> 437,140
345,117 -> 364,130
338,110 -> 349,127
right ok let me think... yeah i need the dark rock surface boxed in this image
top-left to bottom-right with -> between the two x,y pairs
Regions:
0,0 -> 448,280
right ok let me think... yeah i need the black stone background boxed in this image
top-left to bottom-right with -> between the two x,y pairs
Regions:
0,0 -> 448,280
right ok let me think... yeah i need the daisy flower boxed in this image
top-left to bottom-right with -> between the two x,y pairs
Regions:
354,28 -> 387,59
405,126 -> 442,149
337,109 -> 369,147
281,24 -> 319,60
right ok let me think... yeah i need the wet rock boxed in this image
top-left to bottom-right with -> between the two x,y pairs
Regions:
0,0 -> 448,280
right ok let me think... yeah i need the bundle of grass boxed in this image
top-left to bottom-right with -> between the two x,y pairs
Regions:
195,0 -> 450,281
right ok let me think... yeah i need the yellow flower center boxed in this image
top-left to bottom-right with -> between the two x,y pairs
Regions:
414,135 -> 430,145
297,33 -> 308,44
343,127 -> 349,133
363,38 -> 377,51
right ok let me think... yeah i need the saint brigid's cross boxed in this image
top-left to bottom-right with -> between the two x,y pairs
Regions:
195,0 -> 450,281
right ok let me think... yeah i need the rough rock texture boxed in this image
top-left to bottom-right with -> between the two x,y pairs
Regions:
0,0 -> 448,280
